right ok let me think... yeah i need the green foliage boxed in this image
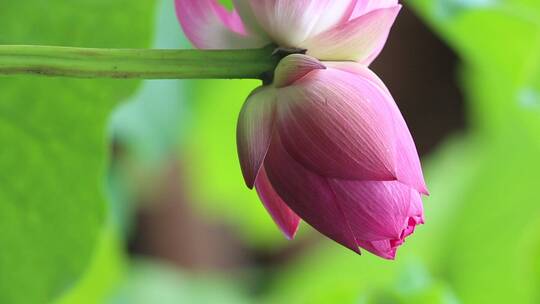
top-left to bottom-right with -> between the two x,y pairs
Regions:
262,243 -> 400,304
108,260 -> 252,304
400,1 -> 540,300
432,131 -> 540,303
54,225 -> 126,304
2,0 -> 540,303
0,1 -> 155,303
218,0 -> 235,10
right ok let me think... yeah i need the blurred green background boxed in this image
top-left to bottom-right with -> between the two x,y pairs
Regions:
0,0 -> 539,303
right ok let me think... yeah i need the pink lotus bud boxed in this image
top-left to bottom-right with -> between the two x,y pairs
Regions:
175,0 -> 401,64
237,55 -> 428,259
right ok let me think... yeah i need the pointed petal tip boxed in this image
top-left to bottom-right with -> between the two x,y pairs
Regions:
238,148 -> 263,189
342,241 -> 361,255
243,175 -> 255,189
419,178 -> 430,196
377,164 -> 399,182
282,222 -> 300,240
389,166 -> 399,181
412,179 -> 430,196
374,247 -> 397,260
377,246 -> 398,260
403,179 -> 429,196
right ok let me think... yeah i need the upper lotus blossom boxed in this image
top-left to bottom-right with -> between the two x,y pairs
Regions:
175,0 -> 401,64
236,55 -> 428,259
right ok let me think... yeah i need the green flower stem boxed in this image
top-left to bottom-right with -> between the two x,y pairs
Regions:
0,45 -> 280,79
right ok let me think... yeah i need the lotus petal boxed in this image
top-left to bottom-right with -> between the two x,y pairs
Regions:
273,54 -> 326,88
276,66 -> 397,181
237,86 -> 277,188
351,0 -> 399,19
327,62 -> 429,194
264,135 -> 360,253
304,6 -> 401,63
249,0 -> 355,47
255,167 -> 301,239
328,179 -> 414,242
175,0 -> 267,49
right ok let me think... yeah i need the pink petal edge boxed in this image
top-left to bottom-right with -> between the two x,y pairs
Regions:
264,134 -> 361,254
237,86 -> 277,188
327,62 -> 429,195
249,0 -> 356,47
350,0 -> 399,19
304,5 -> 402,64
255,167 -> 301,239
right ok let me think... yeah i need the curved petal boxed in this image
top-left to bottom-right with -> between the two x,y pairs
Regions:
304,5 -> 401,63
249,0 -> 355,47
275,67 -> 397,181
408,190 -> 425,224
327,63 -> 429,194
328,179 -> 418,242
237,86 -> 277,188
273,54 -> 326,88
175,0 -> 267,49
254,167 -> 301,239
394,122 -> 430,195
356,239 -> 398,260
264,135 -> 360,254
350,0 -> 399,19
328,180 -> 423,260
357,211 -> 422,260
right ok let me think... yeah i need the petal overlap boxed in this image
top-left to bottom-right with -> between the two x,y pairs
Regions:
275,67 -> 398,181
237,86 -> 277,188
326,62 -> 428,193
304,6 -> 401,63
254,167 -> 301,239
273,54 -> 326,88
264,135 -> 361,254
249,0 -> 356,47
328,180 -> 415,242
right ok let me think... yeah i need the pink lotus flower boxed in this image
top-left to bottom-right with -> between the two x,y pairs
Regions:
175,0 -> 428,259
175,0 -> 401,63
236,55 -> 427,259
